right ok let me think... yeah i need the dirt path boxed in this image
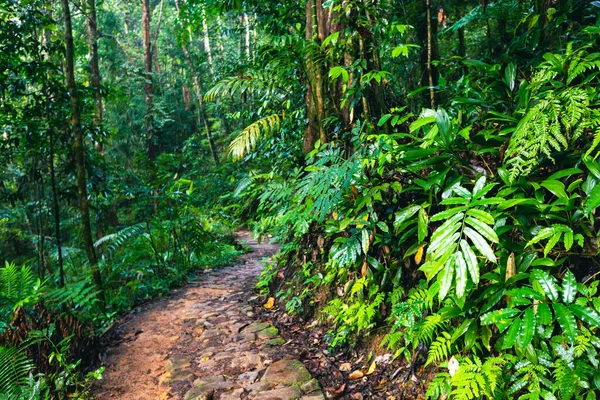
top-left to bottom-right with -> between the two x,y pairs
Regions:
93,233 -> 324,400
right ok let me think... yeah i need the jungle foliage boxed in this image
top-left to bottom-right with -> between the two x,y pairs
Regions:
3,0 -> 600,398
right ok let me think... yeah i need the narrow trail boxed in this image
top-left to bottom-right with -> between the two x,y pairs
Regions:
93,232 -> 324,400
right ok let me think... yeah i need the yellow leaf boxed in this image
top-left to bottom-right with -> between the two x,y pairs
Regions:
505,252 -> 516,281
366,361 -> 376,375
349,370 -> 364,380
414,245 -> 424,265
263,297 -> 275,309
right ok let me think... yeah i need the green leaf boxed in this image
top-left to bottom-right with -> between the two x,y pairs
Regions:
584,184 -> 600,215
547,168 -> 583,181
465,216 -> 499,243
480,308 -> 520,325
562,270 -> 577,304
518,308 -> 535,348
497,198 -> 538,210
536,303 -> 553,325
464,227 -> 497,263
466,208 -> 494,225
430,207 -> 466,222
361,229 -> 370,255
502,317 -> 521,349
532,269 -> 559,301
455,252 -> 467,298
418,207 -> 429,244
540,179 -> 568,200
459,239 -> 479,284
439,259 -> 454,300
553,303 -> 578,343
394,205 -> 420,229
570,304 -> 600,328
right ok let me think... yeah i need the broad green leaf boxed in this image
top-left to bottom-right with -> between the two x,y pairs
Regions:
464,227 -> 497,263
553,303 -> 578,343
584,184 -> 600,215
547,168 -> 583,181
430,207 -> 466,222
418,207 -> 429,244
439,259 -> 454,300
505,287 -> 545,301
455,251 -> 467,298
465,216 -> 499,243
540,179 -> 568,200
393,205 -> 420,228
430,228 -> 460,256
544,232 -> 562,256
466,208 -> 494,225
563,230 -> 573,250
532,269 -> 559,301
440,197 -> 469,205
361,229 -> 370,254
562,270 -> 577,304
497,198 -> 537,210
480,308 -> 520,325
526,227 -> 556,247
502,317 -> 521,349
570,304 -> 600,328
518,308 -> 535,348
459,239 -> 479,284
536,303 -> 553,325
432,237 -> 459,262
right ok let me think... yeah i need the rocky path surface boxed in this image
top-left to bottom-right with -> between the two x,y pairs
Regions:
93,233 -> 324,400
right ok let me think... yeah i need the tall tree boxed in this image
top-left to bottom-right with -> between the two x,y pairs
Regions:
62,0 -> 105,302
142,0 -> 155,162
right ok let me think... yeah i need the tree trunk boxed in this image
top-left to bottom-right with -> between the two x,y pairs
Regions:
202,6 -> 215,77
303,0 -> 328,154
87,0 -> 103,152
142,0 -> 155,162
426,0 -> 435,109
49,129 -> 65,287
174,0 -> 219,165
62,0 -> 105,303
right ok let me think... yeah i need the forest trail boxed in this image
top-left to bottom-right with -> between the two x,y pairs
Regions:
92,232 -> 325,400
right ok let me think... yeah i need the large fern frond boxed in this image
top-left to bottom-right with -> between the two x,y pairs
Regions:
228,114 -> 282,160
0,346 -> 34,399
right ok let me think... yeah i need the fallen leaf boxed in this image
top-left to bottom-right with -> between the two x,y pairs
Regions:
366,361 -> 376,375
339,362 -> 352,372
263,297 -> 275,309
349,370 -> 364,380
202,356 -> 210,361
333,383 -> 346,394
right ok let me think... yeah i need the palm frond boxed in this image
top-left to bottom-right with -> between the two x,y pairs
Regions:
228,114 -> 282,160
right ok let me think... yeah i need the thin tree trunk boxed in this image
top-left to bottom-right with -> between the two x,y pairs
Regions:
174,0 -> 219,165
426,0 -> 435,109
142,0 -> 155,162
243,13 -> 251,60
86,0 -> 103,152
49,129 -> 65,287
201,6 -> 215,77
62,0 -> 105,303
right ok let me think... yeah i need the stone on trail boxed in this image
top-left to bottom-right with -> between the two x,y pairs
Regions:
252,385 -> 303,400
257,326 -> 279,339
243,321 -> 272,333
261,359 -> 312,385
264,338 -> 285,346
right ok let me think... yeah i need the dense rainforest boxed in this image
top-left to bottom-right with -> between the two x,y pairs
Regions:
1,0 -> 600,398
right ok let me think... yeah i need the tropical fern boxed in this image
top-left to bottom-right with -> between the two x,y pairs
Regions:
505,45 -> 600,178
0,346 -> 34,399
451,356 -> 505,400
94,223 -> 146,256
228,114 -> 282,160
0,263 -> 42,321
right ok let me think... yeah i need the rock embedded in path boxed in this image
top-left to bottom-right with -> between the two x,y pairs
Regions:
257,326 -> 279,339
244,321 -> 272,333
261,359 -> 312,385
252,385 -> 303,400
